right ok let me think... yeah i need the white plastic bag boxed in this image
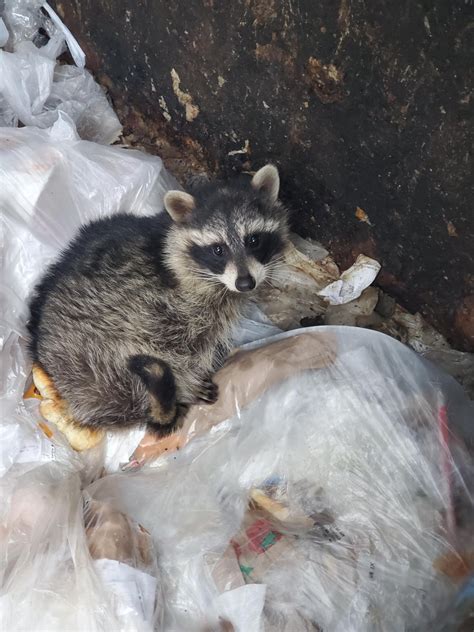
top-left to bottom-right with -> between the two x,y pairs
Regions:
0,45 -> 121,142
1,2 -> 119,143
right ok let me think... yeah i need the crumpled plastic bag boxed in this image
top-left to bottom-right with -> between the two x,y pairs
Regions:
0,1 -> 120,143
0,44 -> 121,142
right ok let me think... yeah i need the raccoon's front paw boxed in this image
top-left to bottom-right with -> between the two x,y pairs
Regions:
196,377 -> 219,404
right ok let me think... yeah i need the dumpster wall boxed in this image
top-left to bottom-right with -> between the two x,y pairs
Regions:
54,1 -> 473,351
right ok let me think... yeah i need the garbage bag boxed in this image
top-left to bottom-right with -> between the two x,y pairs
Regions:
0,461 -> 162,630
88,327 -> 474,631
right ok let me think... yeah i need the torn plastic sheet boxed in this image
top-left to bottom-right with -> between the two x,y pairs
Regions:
318,254 -> 381,306
0,18 -> 8,47
42,1 -> 86,67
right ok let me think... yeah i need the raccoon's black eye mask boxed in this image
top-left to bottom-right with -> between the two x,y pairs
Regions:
189,243 -> 229,274
245,231 -> 284,264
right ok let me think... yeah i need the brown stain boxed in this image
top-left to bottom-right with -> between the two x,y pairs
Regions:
355,206 -> 372,225
246,0 -> 277,25
338,0 -> 351,29
288,112 -> 309,147
117,102 -> 208,182
434,550 -> 474,582
306,57 -> 346,104
454,295 -> 474,350
255,42 -> 296,75
447,220 -> 458,237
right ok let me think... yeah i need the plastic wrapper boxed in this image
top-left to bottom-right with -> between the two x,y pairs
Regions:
84,495 -> 162,629
2,1 -> 83,63
88,327 -> 473,630
2,0 -> 48,50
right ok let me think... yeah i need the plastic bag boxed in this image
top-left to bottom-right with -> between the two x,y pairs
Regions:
0,462 -> 118,630
84,495 -> 162,629
0,44 -> 121,143
2,0 -> 48,50
0,461 -> 161,630
2,1 -> 84,64
1,2 -> 119,143
87,327 -> 474,631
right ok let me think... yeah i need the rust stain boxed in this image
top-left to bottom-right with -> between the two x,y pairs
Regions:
117,103 -> 208,182
454,295 -> 474,349
306,57 -> 346,104
355,206 -> 372,225
447,220 -> 458,237
338,0 -> 351,28
434,550 -> 474,581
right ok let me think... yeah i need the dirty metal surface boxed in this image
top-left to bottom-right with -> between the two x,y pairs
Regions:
54,0 -> 473,350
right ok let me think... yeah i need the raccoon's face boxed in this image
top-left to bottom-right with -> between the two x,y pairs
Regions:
164,165 -> 289,293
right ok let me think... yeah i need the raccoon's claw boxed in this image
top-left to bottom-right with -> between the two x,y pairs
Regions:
196,378 -> 219,404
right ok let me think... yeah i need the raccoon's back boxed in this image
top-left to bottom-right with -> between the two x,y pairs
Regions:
27,212 -> 174,360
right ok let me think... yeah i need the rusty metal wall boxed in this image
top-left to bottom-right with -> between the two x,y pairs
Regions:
54,0 -> 473,350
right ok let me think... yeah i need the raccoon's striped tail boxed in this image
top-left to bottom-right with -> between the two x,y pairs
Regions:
127,355 -> 188,436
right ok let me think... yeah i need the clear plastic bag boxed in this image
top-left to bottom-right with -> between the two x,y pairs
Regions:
90,327 -> 473,631
0,462 -> 118,630
0,461 -> 161,630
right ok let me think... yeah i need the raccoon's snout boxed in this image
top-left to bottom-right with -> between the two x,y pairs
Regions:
235,274 -> 256,292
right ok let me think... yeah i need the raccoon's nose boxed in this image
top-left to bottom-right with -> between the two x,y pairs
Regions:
235,274 -> 256,292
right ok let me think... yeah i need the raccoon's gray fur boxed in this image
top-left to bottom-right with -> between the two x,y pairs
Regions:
27,165 -> 289,435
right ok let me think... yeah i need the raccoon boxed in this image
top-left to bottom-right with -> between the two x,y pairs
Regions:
27,164 -> 289,436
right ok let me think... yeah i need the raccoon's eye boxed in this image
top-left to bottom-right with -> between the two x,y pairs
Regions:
246,234 -> 260,249
212,244 -> 224,257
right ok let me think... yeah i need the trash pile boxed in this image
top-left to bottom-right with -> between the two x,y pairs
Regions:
259,236 -> 474,398
1,4 -> 473,631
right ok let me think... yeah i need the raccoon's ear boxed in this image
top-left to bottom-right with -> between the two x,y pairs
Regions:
251,164 -> 280,204
164,191 -> 195,223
